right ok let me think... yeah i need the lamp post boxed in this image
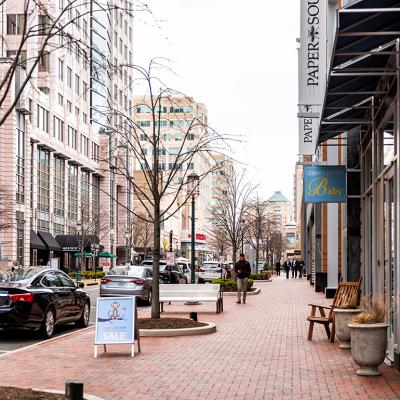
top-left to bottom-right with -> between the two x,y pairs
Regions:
76,222 -> 82,284
124,230 -> 130,265
187,172 -> 199,284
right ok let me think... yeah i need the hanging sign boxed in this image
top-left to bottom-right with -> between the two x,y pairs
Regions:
298,0 -> 327,155
303,165 -> 347,203
166,252 -> 176,266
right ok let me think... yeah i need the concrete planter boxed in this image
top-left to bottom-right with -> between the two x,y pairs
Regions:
333,308 -> 362,349
348,322 -> 389,376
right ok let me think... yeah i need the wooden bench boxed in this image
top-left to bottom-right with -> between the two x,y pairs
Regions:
307,277 -> 362,342
159,283 -> 223,314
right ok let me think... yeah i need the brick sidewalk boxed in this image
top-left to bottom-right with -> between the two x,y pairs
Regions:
0,277 -> 399,400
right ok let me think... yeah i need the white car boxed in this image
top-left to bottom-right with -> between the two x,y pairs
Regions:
176,258 -> 199,283
198,261 -> 223,282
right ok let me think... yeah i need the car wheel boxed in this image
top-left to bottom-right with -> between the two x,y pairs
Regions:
76,301 -> 90,328
40,309 -> 55,339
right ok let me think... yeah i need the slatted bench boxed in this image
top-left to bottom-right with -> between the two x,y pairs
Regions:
159,283 -> 223,314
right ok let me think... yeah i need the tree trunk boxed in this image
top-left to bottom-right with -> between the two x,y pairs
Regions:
255,239 -> 259,275
151,203 -> 161,319
231,243 -> 237,280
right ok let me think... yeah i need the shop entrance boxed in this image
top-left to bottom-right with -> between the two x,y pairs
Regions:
384,166 -> 396,362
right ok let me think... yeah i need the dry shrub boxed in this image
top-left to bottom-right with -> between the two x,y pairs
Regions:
350,295 -> 387,324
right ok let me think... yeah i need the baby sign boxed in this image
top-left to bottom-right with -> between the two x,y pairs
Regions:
94,296 -> 136,357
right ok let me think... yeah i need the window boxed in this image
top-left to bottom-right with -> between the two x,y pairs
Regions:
185,106 -> 193,113
170,120 -> 185,127
75,74 -> 80,95
124,20 -> 127,35
119,90 -> 122,106
156,105 -> 167,113
75,107 -> 79,118
38,15 -> 50,35
138,121 -> 150,127
168,162 -> 182,170
37,147 -> 50,216
163,133 -> 171,141
7,14 -> 25,35
119,38 -> 122,54
38,52 -> 50,72
82,81 -> 87,101
16,211 -> 24,265
80,134 -> 89,157
124,45 -> 127,61
7,50 -> 26,69
53,156 -> 65,221
67,67 -> 72,88
16,114 -> 25,203
92,176 -> 100,222
175,132 -> 182,141
82,112 -> 87,124
129,27 -> 132,41
168,148 -> 180,156
136,105 -> 151,113
140,134 -> 148,141
68,164 -> 78,222
53,117 -> 64,142
187,162 -> 194,170
81,171 -> 90,221
155,120 -> 168,128
170,106 -> 184,113
57,273 -> 75,288
83,19 -> 88,40
67,100 -> 72,113
188,133 -> 195,141
58,93 -> 63,106
129,51 -> 132,64
36,105 -> 49,133
114,84 -> 118,101
114,32 -> 118,47
68,126 -> 77,149
91,142 -> 99,161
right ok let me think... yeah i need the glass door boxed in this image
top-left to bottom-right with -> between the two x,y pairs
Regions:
384,168 -> 395,362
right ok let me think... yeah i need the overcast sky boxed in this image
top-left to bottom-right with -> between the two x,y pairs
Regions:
134,0 -> 300,202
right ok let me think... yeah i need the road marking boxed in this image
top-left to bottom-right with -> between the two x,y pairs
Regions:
0,325 -> 94,359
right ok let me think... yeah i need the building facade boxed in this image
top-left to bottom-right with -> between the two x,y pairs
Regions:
0,0 -> 134,269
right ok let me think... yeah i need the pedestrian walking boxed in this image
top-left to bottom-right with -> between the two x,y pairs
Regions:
275,260 -> 281,276
234,253 -> 251,304
294,259 -> 299,279
299,260 -> 305,278
283,261 -> 290,279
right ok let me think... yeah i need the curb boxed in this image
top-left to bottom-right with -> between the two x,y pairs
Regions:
139,321 -> 216,337
86,282 -> 99,286
224,288 -> 261,296
252,279 -> 272,283
34,388 -> 104,400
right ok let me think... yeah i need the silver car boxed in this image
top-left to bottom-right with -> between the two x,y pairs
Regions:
198,261 -> 223,282
100,265 -> 153,304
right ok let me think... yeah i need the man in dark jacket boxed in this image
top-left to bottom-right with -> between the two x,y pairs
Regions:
234,253 -> 251,304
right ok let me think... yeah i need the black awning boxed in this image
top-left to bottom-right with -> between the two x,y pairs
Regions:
55,234 -> 100,252
318,1 -> 400,143
30,230 -> 46,250
37,231 -> 62,251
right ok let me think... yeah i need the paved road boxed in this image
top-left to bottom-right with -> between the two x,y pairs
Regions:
0,285 -> 100,353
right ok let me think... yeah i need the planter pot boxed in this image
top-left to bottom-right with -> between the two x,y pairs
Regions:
266,271 -> 272,280
348,323 -> 389,376
333,308 -> 362,349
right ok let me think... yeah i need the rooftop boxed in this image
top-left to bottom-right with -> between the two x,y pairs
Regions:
268,191 -> 289,203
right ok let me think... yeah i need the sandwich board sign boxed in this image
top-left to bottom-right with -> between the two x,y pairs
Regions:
94,296 -> 140,357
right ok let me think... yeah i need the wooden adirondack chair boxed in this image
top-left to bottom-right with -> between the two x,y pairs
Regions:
307,277 -> 362,342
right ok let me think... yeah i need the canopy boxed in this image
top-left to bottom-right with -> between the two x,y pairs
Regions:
97,252 -> 117,258
30,230 -> 46,250
319,1 -> 400,142
37,231 -> 61,251
73,252 -> 94,257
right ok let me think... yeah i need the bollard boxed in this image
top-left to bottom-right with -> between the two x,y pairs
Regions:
190,312 -> 198,322
65,382 -> 84,400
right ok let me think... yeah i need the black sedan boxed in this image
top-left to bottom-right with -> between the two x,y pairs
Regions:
0,267 -> 90,338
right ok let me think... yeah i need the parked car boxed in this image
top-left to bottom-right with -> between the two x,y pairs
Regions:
198,261 -> 223,283
0,267 -> 90,339
100,265 -> 153,304
176,258 -> 199,283
140,260 -> 188,284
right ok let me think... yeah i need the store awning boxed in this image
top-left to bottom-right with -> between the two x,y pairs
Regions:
30,230 -> 46,250
55,235 -> 100,252
97,252 -> 117,258
37,231 -> 61,251
319,2 -> 400,143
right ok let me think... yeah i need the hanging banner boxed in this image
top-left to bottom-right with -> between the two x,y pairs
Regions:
298,0 -> 327,155
303,165 -> 347,203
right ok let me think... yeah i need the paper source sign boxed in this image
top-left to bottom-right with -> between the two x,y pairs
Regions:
298,0 -> 327,155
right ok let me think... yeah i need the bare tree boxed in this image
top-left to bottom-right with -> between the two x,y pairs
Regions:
210,166 -> 255,271
245,197 -> 270,273
105,61 -> 228,318
206,224 -> 231,260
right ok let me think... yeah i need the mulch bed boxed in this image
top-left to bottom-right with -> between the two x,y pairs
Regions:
138,317 -> 207,329
0,387 -> 66,400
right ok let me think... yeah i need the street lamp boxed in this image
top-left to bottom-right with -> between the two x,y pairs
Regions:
241,219 -> 245,254
76,222 -> 82,283
187,172 -> 199,284
124,230 -> 130,265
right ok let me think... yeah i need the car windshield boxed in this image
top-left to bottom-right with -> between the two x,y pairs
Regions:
127,267 -> 145,277
0,267 -> 47,283
201,263 -> 220,270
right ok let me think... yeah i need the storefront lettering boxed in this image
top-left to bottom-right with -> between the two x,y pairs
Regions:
303,118 -> 313,143
306,0 -> 320,87
307,177 -> 343,197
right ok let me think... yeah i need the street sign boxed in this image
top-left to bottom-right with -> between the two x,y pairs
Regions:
166,252 -> 176,266
94,296 -> 140,357
219,255 -> 225,263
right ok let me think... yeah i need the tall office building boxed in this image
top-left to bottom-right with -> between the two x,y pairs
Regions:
0,0 -> 134,269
